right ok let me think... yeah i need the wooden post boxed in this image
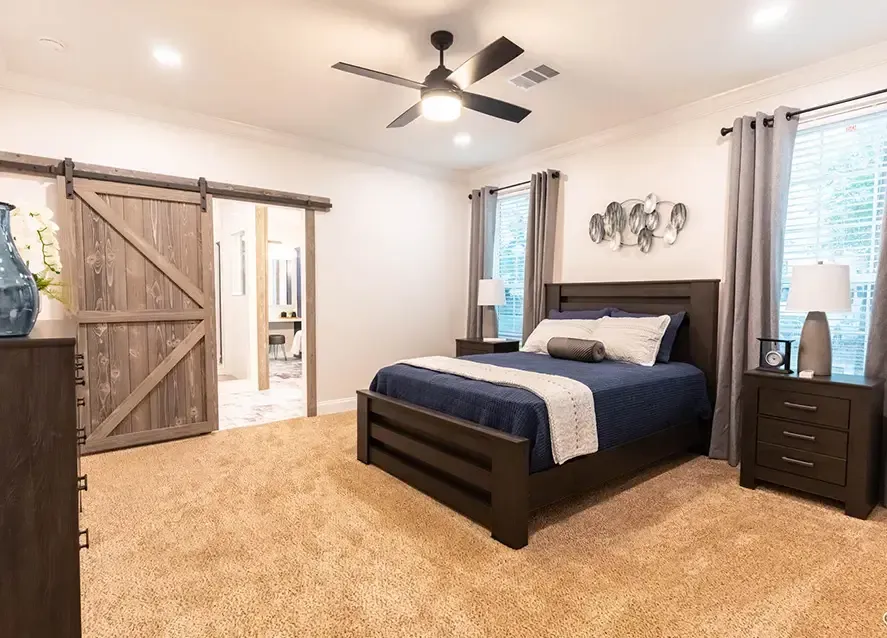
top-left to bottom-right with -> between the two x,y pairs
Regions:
305,208 -> 317,417
255,206 -> 269,391
490,439 -> 530,549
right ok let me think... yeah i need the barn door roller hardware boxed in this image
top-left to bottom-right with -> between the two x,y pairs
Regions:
0,150 -> 332,211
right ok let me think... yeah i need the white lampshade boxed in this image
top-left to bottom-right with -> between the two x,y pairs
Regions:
477,279 -> 505,307
786,263 -> 851,313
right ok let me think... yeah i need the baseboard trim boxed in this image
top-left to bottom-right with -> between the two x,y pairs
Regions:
318,397 -> 357,415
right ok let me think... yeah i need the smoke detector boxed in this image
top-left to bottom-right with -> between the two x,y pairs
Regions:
508,64 -> 559,90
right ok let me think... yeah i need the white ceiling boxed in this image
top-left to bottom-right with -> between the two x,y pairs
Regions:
2,0 -> 887,170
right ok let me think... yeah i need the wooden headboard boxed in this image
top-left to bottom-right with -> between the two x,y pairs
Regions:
545,280 -> 720,403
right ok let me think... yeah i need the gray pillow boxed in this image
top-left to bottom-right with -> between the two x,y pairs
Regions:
547,337 -> 606,363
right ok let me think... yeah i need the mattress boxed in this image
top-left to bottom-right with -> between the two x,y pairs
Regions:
370,352 -> 711,473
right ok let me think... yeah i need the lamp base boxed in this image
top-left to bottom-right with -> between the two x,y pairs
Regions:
797,311 -> 832,376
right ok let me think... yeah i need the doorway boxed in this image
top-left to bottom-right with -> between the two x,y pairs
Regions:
213,201 -> 314,429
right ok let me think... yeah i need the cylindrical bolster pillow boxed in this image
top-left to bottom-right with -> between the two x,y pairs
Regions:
546,337 -> 606,363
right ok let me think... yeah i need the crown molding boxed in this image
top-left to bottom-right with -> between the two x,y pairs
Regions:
0,71 -> 464,184
472,40 -> 887,181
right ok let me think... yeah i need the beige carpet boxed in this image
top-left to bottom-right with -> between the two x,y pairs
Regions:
81,412 -> 887,638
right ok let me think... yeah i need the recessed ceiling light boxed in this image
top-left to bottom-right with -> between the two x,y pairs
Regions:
453,133 -> 472,147
153,45 -> 182,68
37,37 -> 65,52
753,4 -> 789,28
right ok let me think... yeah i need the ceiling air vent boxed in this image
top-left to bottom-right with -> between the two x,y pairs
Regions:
508,64 -> 560,90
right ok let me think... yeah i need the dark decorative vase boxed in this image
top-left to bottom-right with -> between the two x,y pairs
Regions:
0,202 -> 39,337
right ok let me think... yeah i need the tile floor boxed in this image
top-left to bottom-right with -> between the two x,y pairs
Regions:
218,356 -> 305,430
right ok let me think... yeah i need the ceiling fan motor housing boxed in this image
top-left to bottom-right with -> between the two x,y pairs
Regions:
422,66 -> 461,100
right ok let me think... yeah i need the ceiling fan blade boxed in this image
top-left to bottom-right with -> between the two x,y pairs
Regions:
332,62 -> 425,90
387,102 -> 423,128
462,92 -> 531,123
447,37 -> 524,89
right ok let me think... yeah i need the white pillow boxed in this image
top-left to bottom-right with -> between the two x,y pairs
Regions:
521,319 -> 599,355
592,315 -> 671,366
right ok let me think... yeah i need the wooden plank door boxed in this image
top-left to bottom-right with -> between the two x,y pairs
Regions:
66,179 -> 218,454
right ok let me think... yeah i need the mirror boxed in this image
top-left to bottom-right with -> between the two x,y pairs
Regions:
268,245 -> 302,315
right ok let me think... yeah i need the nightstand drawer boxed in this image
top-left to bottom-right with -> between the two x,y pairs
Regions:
756,442 -> 846,486
457,346 -> 488,357
758,387 -> 850,429
757,417 -> 848,458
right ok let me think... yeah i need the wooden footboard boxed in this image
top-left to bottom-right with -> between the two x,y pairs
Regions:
357,390 -> 531,549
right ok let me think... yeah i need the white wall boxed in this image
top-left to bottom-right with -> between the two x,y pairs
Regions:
214,199 -> 257,383
471,42 -> 887,286
0,88 -> 468,408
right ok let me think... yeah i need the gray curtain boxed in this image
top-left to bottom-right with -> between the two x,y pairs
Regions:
467,187 -> 498,339
522,170 -> 561,341
864,194 -> 887,502
711,107 -> 799,465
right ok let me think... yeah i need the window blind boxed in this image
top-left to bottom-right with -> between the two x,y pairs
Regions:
493,190 -> 531,340
780,109 -> 887,374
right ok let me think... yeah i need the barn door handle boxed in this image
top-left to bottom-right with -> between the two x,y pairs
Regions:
76,427 -> 87,446
79,529 -> 89,551
77,475 -> 88,492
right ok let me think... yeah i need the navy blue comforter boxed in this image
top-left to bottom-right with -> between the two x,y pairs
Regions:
370,352 -> 711,473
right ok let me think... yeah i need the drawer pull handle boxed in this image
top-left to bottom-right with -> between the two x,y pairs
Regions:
783,401 -> 818,412
783,430 -> 816,442
781,455 -> 814,468
79,529 -> 89,551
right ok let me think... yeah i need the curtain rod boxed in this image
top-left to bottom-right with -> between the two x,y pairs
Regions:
467,171 -> 560,200
720,87 -> 887,136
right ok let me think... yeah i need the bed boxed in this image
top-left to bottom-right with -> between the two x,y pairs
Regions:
357,280 -> 719,548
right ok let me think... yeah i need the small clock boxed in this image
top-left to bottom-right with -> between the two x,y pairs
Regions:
757,338 -> 793,374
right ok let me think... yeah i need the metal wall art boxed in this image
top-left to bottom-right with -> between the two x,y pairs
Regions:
588,194 -> 687,254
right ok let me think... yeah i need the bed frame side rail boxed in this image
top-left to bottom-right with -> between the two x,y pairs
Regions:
357,390 -> 531,549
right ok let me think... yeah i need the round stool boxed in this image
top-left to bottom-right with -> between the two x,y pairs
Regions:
269,334 -> 287,360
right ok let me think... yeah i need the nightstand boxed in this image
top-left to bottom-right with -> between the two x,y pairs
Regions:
740,369 -> 884,519
456,338 -> 520,357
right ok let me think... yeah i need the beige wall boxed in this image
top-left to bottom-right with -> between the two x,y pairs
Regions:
0,89 -> 468,411
470,42 -> 887,287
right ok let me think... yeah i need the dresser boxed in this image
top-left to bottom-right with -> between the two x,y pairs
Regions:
0,321 -> 86,638
456,338 -> 520,357
740,369 -> 884,519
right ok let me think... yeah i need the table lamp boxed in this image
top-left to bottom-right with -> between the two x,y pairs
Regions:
477,278 -> 505,341
785,262 -> 851,376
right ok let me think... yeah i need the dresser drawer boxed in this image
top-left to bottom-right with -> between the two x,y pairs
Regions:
757,417 -> 848,459
756,442 -> 846,486
758,387 -> 850,429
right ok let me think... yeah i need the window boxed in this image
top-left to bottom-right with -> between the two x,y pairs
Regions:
780,110 -> 887,374
493,190 -> 531,340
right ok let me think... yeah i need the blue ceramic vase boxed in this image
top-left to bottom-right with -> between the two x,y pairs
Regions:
0,202 -> 39,337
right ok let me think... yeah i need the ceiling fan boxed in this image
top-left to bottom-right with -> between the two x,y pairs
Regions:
332,31 -> 531,128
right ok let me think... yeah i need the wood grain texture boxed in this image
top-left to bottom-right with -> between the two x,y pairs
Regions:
75,178 -> 202,204
202,195 -> 219,432
67,186 -> 214,450
89,322 -> 206,440
76,188 -> 206,308
255,206 -> 269,392
0,327 -> 81,637
305,209 -> 317,417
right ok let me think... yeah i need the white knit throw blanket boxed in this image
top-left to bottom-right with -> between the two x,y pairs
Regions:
398,356 -> 598,464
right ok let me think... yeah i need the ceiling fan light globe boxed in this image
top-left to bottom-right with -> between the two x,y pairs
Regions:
421,93 -> 462,122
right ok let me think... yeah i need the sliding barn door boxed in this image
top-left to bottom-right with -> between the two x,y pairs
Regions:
66,179 -> 218,454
